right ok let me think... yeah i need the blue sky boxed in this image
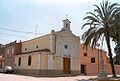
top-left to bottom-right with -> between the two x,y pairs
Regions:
0,0 -> 119,54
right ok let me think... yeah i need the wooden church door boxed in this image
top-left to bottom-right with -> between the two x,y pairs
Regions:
63,57 -> 70,74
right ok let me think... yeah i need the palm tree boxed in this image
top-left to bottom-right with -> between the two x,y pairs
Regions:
111,13 -> 120,65
81,0 -> 120,77
111,13 -> 120,45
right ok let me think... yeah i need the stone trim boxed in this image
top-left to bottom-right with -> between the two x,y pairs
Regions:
19,49 -> 50,55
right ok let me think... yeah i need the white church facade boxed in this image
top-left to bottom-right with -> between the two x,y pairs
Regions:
14,19 -> 80,76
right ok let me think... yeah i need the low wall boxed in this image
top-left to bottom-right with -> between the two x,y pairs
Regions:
86,64 -> 99,75
14,69 -> 80,76
104,64 -> 120,75
85,64 -> 120,75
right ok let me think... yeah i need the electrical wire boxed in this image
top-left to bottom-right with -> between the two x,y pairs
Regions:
0,27 -> 44,35
0,26 -> 82,39
0,32 -> 29,38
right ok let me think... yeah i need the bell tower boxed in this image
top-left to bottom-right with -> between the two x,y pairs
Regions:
62,19 -> 71,31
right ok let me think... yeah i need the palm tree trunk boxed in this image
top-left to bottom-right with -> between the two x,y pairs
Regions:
105,36 -> 117,77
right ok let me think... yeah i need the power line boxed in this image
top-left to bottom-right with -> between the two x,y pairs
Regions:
0,26 -> 82,39
0,32 -> 29,38
0,27 -> 44,35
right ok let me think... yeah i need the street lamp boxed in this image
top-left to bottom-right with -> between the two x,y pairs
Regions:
97,43 -> 100,74
97,45 -> 107,79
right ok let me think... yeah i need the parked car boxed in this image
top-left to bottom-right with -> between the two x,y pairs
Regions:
4,66 -> 14,73
0,68 -> 4,73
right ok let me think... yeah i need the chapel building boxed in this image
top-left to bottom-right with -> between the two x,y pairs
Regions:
14,19 -> 80,76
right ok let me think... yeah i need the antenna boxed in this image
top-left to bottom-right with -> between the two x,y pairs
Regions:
66,14 -> 68,19
34,25 -> 38,37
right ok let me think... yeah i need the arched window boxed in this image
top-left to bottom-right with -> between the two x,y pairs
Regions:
18,57 -> 21,66
28,56 -> 32,66
36,45 -> 38,49
66,23 -> 68,28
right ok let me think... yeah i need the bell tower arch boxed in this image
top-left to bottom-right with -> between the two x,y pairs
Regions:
62,19 -> 71,31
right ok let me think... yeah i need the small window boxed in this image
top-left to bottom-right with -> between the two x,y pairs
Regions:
66,23 -> 68,28
28,56 -> 32,66
25,48 -> 27,51
84,53 -> 87,56
18,57 -> 21,66
91,58 -> 95,63
12,48 -> 14,54
36,45 -> 38,49
7,49 -> 10,54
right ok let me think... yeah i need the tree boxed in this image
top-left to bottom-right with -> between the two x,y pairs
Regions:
81,0 -> 120,77
111,13 -> 120,65
113,45 -> 120,65
111,13 -> 120,44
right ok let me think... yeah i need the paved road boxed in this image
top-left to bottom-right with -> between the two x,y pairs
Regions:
0,73 -> 97,81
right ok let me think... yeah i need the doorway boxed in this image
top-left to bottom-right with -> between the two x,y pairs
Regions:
81,65 -> 86,74
63,57 -> 70,74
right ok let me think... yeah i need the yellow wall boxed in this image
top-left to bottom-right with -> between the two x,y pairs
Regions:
40,54 -> 48,70
53,56 -> 62,70
71,58 -> 80,71
22,35 -> 50,53
54,31 -> 80,71
14,52 -> 48,70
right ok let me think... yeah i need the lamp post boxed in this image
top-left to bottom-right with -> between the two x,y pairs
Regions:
97,43 -> 100,74
98,47 -> 99,74
97,44 -> 107,79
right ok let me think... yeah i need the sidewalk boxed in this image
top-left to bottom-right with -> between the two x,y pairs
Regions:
1,73 -> 120,81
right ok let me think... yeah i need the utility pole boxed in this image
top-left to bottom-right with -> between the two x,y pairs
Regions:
34,25 -> 38,37
97,45 -> 107,79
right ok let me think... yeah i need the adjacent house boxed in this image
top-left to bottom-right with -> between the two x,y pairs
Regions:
80,44 -> 120,75
5,41 -> 21,67
0,44 -> 5,55
14,19 -> 80,76
0,44 -> 5,68
0,55 -> 5,68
